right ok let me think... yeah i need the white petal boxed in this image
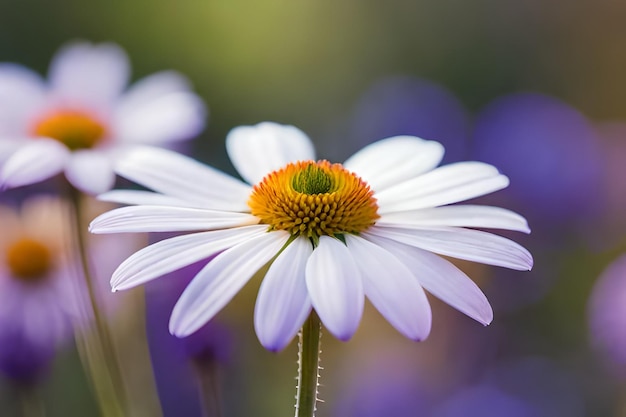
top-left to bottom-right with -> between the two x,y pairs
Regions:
254,237 -> 313,351
170,231 -> 290,336
115,91 -> 206,144
377,205 -> 530,233
111,225 -> 268,291
116,70 -> 192,111
115,146 -> 251,211
48,41 -> 129,109
0,140 -> 69,189
0,64 -> 46,135
98,190 -> 193,207
226,122 -> 316,185
345,235 -> 431,340
65,150 -> 115,194
364,233 -> 493,325
0,138 -> 28,165
343,136 -> 444,192
375,161 -> 509,213
89,205 -> 259,234
305,236 -> 364,341
367,225 -> 533,271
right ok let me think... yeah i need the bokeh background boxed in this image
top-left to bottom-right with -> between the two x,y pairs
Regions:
2,0 -> 626,416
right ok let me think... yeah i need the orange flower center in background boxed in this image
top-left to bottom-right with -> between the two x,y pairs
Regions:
6,237 -> 52,282
248,160 -> 379,240
32,110 -> 107,151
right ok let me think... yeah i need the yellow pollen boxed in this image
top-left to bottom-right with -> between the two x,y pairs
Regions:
248,160 -> 379,239
6,237 -> 52,282
32,110 -> 107,150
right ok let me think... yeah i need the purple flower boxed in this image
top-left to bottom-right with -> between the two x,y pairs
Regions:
472,93 -> 604,233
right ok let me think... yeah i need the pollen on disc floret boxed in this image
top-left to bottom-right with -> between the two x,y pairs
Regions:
248,160 -> 380,240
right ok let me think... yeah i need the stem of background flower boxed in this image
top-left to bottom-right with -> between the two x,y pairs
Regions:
17,384 -> 45,417
294,311 -> 322,417
192,356 -> 223,417
68,189 -> 127,417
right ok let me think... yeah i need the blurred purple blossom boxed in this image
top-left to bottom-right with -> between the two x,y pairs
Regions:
472,93 -> 604,235
349,76 -> 470,163
588,254 -> 626,377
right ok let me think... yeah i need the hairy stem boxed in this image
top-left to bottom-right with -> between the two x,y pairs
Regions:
294,312 -> 322,417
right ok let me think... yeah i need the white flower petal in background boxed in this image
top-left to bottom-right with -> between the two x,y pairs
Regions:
115,92 -> 207,144
170,231 -> 290,337
114,146 -> 251,210
306,236 -> 364,341
255,237 -> 313,351
115,70 -> 191,113
365,233 -> 493,325
0,64 -> 46,135
0,139 -> 69,189
378,205 -> 530,233
375,161 -> 509,213
65,149 -> 115,195
111,225 -> 268,291
48,41 -> 129,109
226,122 -> 316,185
345,235 -> 432,340
89,205 -> 259,234
343,135 -> 444,192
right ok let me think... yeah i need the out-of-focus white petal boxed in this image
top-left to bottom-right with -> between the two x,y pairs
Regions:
226,122 -> 316,185
115,91 -> 206,144
0,64 -> 46,135
48,41 -> 129,109
305,236 -> 364,341
65,150 -> 115,195
367,225 -> 533,271
376,161 -> 509,212
0,138 -> 28,165
98,190 -> 193,207
378,205 -> 531,233
254,237 -> 313,351
364,233 -> 493,325
345,235 -> 431,340
0,140 -> 69,189
89,205 -> 259,234
115,146 -> 251,211
170,231 -> 290,337
343,136 -> 444,192
116,71 -> 192,111
111,225 -> 268,291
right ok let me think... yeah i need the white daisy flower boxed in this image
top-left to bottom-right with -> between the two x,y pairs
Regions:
0,41 -> 207,194
90,122 -> 533,352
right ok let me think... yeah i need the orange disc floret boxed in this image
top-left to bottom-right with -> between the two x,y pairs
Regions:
248,160 -> 379,239
6,237 -> 52,282
32,110 -> 107,151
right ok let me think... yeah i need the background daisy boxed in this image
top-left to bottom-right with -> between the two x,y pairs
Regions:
0,41 -> 207,194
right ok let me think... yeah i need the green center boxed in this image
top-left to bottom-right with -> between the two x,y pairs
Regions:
292,164 -> 332,194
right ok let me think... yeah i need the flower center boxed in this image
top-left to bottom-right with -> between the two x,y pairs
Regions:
248,160 -> 379,240
32,110 -> 107,151
6,238 -> 52,282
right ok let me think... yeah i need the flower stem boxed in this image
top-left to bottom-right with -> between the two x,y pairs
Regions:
68,190 -> 127,417
192,357 -> 223,417
294,311 -> 322,417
